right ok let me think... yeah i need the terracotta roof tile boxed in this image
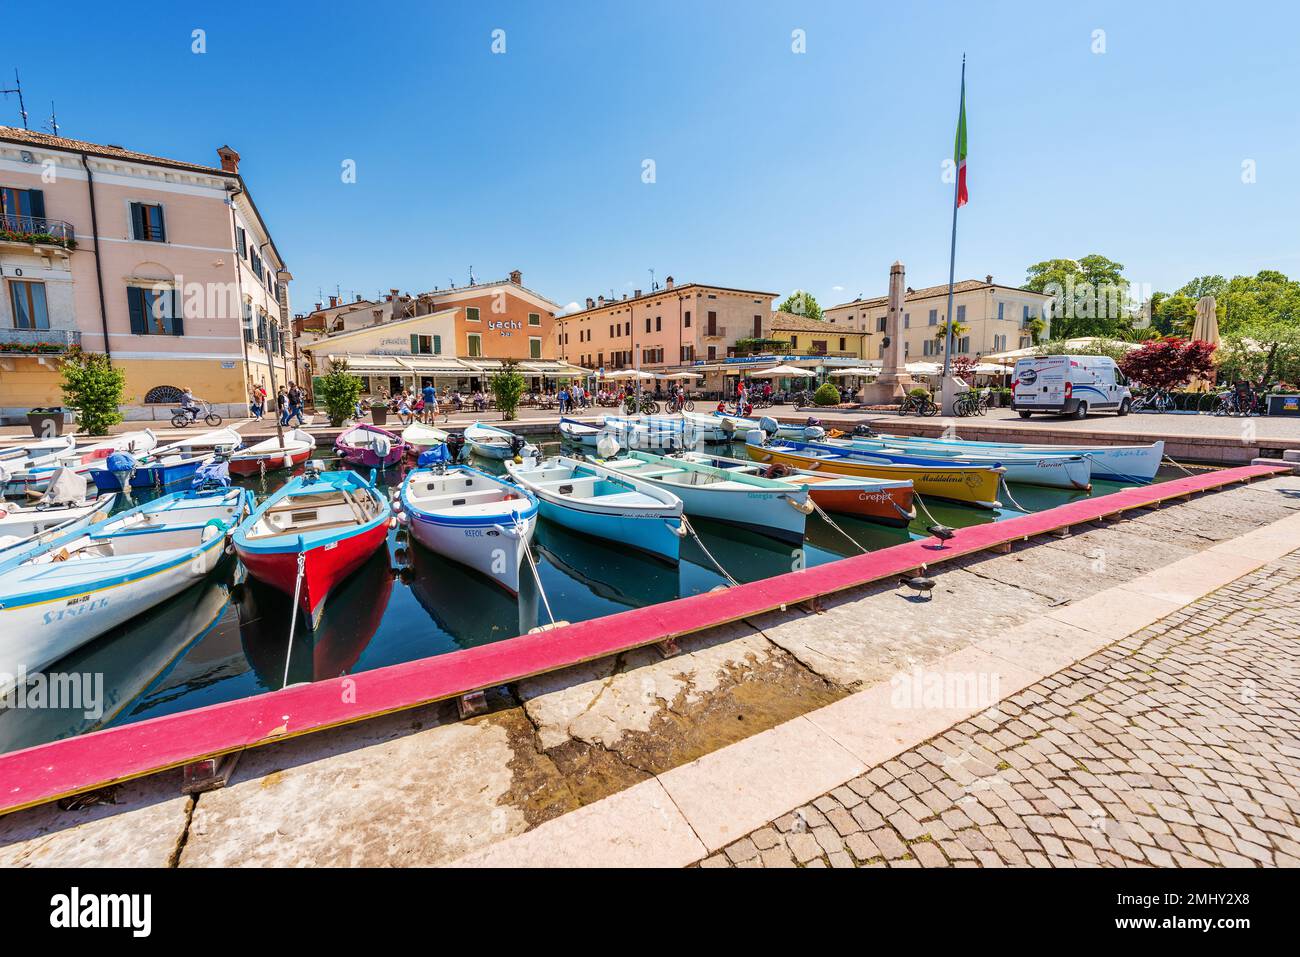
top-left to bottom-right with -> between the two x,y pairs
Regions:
0,125 -> 229,176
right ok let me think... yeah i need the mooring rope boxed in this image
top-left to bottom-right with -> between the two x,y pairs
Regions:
681,514 -> 741,587
1161,454 -> 1196,477
514,513 -> 555,625
808,498 -> 867,553
911,491 -> 943,527
282,550 -> 306,689
998,476 -> 1035,514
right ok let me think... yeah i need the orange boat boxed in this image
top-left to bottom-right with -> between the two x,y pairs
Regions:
679,451 -> 916,527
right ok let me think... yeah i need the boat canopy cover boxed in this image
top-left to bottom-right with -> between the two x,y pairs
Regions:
192,460 -> 231,489
41,467 -> 90,504
418,445 -> 452,467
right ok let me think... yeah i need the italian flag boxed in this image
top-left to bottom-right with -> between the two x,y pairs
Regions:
954,77 -> 968,208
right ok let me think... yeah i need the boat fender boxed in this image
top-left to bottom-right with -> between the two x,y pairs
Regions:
744,429 -> 767,446
784,495 -> 815,515
670,521 -> 688,538
395,510 -> 408,525
804,426 -> 827,441
201,519 -> 226,542
388,517 -> 399,529
718,417 -> 736,433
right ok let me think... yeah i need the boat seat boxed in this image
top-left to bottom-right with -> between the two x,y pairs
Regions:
416,488 -> 510,509
623,466 -> 683,479
596,490 -> 662,507
533,477 -> 599,496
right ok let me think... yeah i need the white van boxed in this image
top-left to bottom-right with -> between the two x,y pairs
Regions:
1012,354 -> 1132,419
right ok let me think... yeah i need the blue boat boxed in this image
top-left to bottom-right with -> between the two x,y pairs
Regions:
505,454 -> 686,563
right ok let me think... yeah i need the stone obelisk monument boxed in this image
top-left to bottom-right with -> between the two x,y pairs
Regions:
859,260 -> 915,405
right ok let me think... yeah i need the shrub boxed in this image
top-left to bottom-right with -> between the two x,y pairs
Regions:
1118,337 -> 1217,390
59,348 -> 124,436
316,358 -> 364,427
490,361 -> 527,421
908,387 -> 932,399
812,382 -> 841,406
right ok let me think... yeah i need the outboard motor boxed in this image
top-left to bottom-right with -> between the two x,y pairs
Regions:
758,415 -> 779,438
509,435 -> 526,462
596,433 -> 620,460
446,432 -> 466,463
852,423 -> 877,437
106,450 -> 136,491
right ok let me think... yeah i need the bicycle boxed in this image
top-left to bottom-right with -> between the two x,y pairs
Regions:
953,392 -> 980,417
171,400 -> 223,429
625,396 -> 660,416
666,394 -> 695,413
1130,389 -> 1174,414
898,393 -> 938,417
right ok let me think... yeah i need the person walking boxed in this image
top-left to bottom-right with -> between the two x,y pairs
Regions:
276,387 -> 289,426
249,384 -> 266,421
285,384 -> 307,427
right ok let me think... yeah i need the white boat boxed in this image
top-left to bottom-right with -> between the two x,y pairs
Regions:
596,450 -> 812,543
599,415 -> 695,452
685,410 -> 827,443
558,417 -> 604,448
0,485 -> 250,692
860,432 -> 1164,484
0,435 -> 76,465
227,428 -> 317,476
828,436 -> 1093,490
396,465 -> 539,592
0,469 -> 117,556
505,454 -> 685,562
649,413 -> 730,444
1,429 -> 157,497
464,422 -> 539,461
401,422 -> 450,454
151,427 -> 243,458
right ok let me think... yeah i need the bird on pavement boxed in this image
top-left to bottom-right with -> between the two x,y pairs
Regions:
899,575 -> 937,600
926,524 -> 956,548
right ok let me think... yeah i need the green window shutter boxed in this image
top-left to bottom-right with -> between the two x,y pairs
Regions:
127,287 -> 147,334
433,335 -> 441,354
170,290 -> 184,336
130,203 -> 145,241
25,189 -> 45,220
410,334 -> 420,354
154,205 -> 166,242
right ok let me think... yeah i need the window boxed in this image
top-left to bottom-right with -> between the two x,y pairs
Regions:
529,336 -> 542,359
1023,305 -> 1031,323
957,305 -> 966,323
812,340 -> 827,355
129,202 -> 166,242
876,316 -> 887,333
466,307 -> 480,322
609,324 -> 614,338
250,248 -> 263,280
958,336 -> 970,353
236,226 -> 247,258
839,337 -> 846,351
411,334 -> 441,355
656,316 -> 662,332
707,345 -> 716,359
904,341 -> 910,356
645,317 -> 651,333
928,309 -> 938,326
1,186 -> 45,228
684,310 -> 691,328
753,315 -> 762,337
789,335 -> 798,349
904,313 -> 910,328
680,344 -> 694,362
467,333 -> 482,357
528,312 -> 540,326
706,311 -> 717,335
242,301 -> 253,343
9,280 -> 49,329
997,301 -> 1005,321
127,286 -> 183,336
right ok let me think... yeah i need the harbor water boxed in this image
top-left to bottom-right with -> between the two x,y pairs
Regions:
0,435 -> 1196,755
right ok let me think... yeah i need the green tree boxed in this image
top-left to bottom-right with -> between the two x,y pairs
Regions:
778,290 -> 823,321
1213,270 -> 1300,334
489,361 -> 527,421
1024,254 -> 1131,339
59,348 -> 125,436
1175,275 -> 1228,302
1217,317 -> 1300,389
316,358 -> 364,427
1153,293 -> 1198,336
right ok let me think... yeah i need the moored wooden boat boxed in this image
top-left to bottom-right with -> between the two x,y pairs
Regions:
505,454 -> 685,562
232,465 -> 393,627
334,423 -> 406,468
826,436 -> 1092,490
465,422 -> 538,460
228,428 -> 317,476
596,449 -> 812,543
396,465 -> 538,592
2,429 -> 157,497
401,422 -> 450,455
686,410 -> 828,443
558,417 -> 604,448
743,433 -> 1003,509
0,485 -> 249,690
677,450 -> 916,527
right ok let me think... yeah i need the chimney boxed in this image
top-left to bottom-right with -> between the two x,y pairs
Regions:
216,145 -> 240,174
328,295 -> 338,308
355,294 -> 363,302
598,295 -> 605,306
634,289 -> 642,298
390,288 -> 399,301
586,297 -> 594,309
314,301 -> 322,312
509,269 -> 522,285
986,274 -> 994,285
665,276 -> 674,290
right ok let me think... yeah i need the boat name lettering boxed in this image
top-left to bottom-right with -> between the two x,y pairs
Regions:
43,597 -> 108,625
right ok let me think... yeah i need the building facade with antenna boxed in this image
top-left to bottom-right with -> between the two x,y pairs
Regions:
0,126 -> 298,421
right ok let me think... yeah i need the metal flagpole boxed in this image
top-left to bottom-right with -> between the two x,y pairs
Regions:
941,55 -> 966,389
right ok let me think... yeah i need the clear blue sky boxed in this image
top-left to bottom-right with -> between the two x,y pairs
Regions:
17,0 -> 1299,312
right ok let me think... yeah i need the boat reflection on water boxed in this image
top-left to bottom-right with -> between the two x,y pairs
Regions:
238,544 -> 395,689
532,520 -> 679,610
802,510 -> 915,557
402,539 -> 539,648
0,565 -> 241,755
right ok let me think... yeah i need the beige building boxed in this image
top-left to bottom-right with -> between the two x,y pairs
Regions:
0,127 -> 297,422
823,275 -> 1052,364
555,277 -> 778,374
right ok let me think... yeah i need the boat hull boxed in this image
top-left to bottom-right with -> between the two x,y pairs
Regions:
835,439 -> 1091,489
875,434 -> 1164,484
90,457 -> 207,492
236,520 -> 390,625
404,507 -> 535,593
228,445 -> 314,476
745,443 -> 1003,509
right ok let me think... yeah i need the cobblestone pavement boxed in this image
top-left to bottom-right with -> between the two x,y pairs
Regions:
703,549 -> 1300,868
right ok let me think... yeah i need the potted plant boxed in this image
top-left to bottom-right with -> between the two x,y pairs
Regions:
369,398 -> 389,426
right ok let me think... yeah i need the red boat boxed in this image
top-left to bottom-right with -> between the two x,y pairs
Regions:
231,464 -> 393,626
227,428 -> 317,476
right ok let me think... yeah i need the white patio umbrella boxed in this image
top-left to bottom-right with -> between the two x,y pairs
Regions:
827,366 -> 878,376
661,371 -> 703,380
1188,296 -> 1220,391
749,364 -> 814,377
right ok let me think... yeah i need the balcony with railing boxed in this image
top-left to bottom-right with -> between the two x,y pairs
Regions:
0,328 -> 82,354
0,214 -> 78,251
702,325 -> 727,339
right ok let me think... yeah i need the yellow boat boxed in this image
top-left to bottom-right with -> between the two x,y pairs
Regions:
743,438 -> 1004,509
